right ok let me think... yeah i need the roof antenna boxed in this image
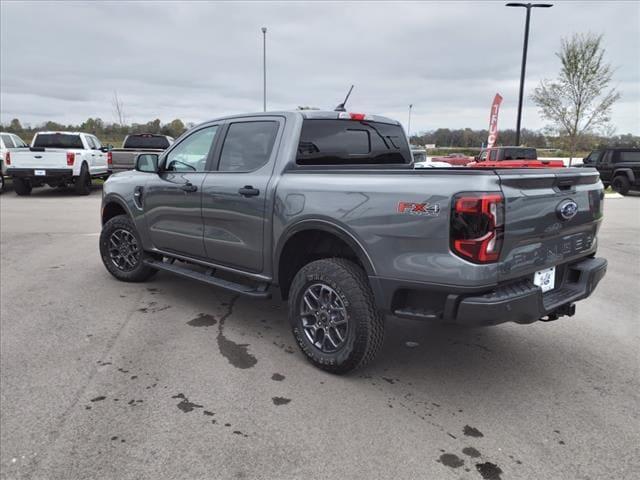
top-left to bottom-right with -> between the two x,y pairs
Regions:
334,85 -> 354,112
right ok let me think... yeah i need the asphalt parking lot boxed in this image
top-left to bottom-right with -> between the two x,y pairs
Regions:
1,184 -> 638,480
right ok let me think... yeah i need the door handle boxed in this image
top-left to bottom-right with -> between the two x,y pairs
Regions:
238,185 -> 260,197
181,182 -> 198,193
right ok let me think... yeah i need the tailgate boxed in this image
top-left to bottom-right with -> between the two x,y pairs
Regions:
497,168 -> 603,282
10,149 -> 70,169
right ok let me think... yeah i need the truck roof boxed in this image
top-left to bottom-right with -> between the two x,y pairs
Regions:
35,131 -> 89,136
198,110 -> 401,126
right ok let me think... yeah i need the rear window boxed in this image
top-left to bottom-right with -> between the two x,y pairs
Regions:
33,133 -> 83,149
297,119 -> 411,165
501,148 -> 537,160
617,151 -> 640,163
123,135 -> 171,150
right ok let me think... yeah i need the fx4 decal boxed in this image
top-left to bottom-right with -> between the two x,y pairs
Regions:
397,202 -> 440,216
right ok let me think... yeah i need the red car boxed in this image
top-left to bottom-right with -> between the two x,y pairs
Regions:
431,152 -> 473,166
467,147 -> 565,168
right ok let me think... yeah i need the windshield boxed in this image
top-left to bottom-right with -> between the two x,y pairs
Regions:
33,133 -> 83,149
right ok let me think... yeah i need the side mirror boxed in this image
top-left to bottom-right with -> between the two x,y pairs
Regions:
135,153 -> 159,173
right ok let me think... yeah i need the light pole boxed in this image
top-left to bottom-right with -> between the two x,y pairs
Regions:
506,2 -> 553,146
407,104 -> 413,142
261,27 -> 267,112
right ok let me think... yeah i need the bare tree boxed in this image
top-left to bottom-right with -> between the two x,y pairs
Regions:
532,33 -> 620,164
112,91 -> 126,126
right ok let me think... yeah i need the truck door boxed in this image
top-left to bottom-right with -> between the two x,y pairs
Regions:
596,150 -> 613,184
200,117 -> 282,273
142,125 -> 220,258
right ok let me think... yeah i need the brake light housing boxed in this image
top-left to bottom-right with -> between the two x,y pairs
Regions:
5,152 -> 10,165
66,152 -> 75,166
107,151 -> 112,167
450,192 -> 504,263
338,112 -> 370,121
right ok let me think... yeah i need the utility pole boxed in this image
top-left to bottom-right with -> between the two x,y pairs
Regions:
407,104 -> 413,142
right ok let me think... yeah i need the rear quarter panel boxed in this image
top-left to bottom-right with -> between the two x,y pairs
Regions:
273,169 -> 503,288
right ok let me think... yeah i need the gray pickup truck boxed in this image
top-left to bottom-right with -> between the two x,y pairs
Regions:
99,111 -> 607,373
108,133 -> 174,174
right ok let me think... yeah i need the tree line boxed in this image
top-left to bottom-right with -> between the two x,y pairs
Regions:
0,117 -> 190,146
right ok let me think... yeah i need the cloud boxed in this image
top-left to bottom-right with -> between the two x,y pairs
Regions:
1,0 -> 638,134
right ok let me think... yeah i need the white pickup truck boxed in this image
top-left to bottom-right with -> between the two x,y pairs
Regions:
1,132 -> 29,192
6,131 -> 110,196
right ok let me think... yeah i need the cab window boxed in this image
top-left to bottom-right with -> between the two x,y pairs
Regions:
218,121 -> 279,172
165,126 -> 218,172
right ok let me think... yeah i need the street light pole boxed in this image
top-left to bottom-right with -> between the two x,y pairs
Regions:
407,104 -> 413,141
261,27 -> 267,112
506,2 -> 553,146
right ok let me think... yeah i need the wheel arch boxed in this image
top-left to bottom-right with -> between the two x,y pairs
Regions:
102,194 -> 132,225
274,220 -> 375,300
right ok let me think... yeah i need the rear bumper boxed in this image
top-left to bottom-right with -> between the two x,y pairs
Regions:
455,257 -> 606,326
371,256 -> 607,326
6,168 -> 73,179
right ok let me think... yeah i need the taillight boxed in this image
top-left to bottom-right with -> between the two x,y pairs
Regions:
5,152 -> 10,165
107,151 -> 112,166
66,152 -> 75,166
450,192 -> 504,263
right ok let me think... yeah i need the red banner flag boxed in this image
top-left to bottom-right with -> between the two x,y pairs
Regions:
487,93 -> 503,148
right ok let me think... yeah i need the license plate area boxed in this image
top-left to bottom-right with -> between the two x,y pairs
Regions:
34,169 -> 46,176
534,266 -> 556,293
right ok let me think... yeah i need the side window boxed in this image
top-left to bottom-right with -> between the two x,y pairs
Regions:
165,126 -> 218,172
0,134 -> 15,148
15,136 -> 27,148
91,136 -> 102,150
85,136 -> 96,150
599,151 -> 613,164
617,151 -> 640,163
489,150 -> 497,161
480,151 -> 488,161
218,121 -> 279,172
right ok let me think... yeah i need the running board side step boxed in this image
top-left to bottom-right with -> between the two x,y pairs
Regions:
144,259 -> 271,299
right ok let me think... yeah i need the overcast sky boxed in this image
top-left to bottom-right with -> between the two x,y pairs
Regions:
1,0 -> 638,135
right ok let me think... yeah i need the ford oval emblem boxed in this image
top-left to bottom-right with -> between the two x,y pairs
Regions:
557,199 -> 578,221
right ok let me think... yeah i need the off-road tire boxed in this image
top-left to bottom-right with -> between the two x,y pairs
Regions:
612,175 -> 630,195
99,214 -> 157,282
74,163 -> 91,196
288,258 -> 384,374
13,177 -> 32,196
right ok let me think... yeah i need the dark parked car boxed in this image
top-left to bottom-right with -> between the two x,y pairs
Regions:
583,147 -> 640,195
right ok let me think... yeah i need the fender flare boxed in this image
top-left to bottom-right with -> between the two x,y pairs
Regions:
101,193 -> 134,224
273,219 -> 376,284
613,168 -> 635,183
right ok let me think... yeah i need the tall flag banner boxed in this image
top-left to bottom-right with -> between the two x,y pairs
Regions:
487,93 -> 503,148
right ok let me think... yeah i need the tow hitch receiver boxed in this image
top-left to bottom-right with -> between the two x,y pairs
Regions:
541,303 -> 576,322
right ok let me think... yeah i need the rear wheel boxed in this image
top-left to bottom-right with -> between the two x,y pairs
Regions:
13,177 -> 32,196
74,163 -> 91,195
612,175 -> 630,195
288,258 -> 384,374
99,214 -> 157,282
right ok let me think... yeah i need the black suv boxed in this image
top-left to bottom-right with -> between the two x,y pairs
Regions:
583,147 -> 640,195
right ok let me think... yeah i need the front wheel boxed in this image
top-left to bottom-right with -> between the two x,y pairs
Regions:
99,214 -> 157,282
288,258 -> 384,374
612,175 -> 631,195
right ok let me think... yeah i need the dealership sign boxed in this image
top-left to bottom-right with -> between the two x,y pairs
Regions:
487,93 -> 503,148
